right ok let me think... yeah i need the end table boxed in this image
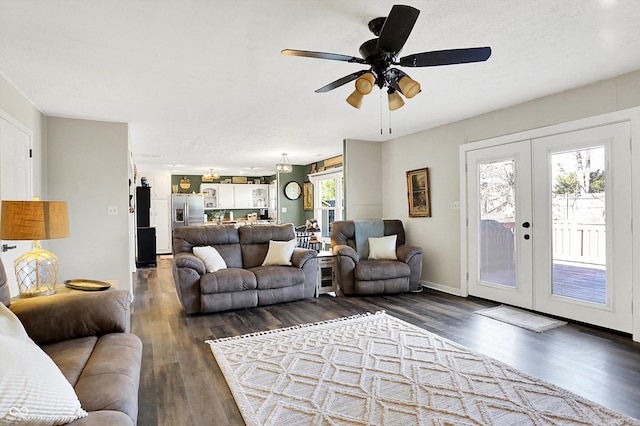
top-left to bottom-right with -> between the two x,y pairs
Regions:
317,251 -> 337,296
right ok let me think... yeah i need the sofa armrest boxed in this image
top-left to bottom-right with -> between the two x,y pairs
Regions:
9,290 -> 132,346
174,252 -> 206,275
396,245 -> 422,264
291,248 -> 317,269
333,244 -> 359,263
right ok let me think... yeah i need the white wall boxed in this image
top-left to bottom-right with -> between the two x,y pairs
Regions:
344,139 -> 382,219
46,117 -> 132,292
0,74 -> 45,196
381,69 -> 640,293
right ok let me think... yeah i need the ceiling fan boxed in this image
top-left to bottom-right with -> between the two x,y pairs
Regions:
282,4 -> 491,110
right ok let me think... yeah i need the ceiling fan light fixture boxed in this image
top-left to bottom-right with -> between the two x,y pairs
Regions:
355,72 -> 375,94
388,89 -> 405,111
398,76 -> 421,99
346,90 -> 364,109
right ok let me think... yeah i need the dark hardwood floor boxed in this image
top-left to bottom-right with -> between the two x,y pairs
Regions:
132,258 -> 640,425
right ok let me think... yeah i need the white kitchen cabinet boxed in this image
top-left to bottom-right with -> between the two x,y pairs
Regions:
151,198 -> 171,253
142,170 -> 172,254
234,184 -> 269,208
201,184 -> 236,209
202,184 -> 267,209
141,171 -> 171,198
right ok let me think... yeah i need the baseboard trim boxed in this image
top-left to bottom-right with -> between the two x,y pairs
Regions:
421,281 -> 463,297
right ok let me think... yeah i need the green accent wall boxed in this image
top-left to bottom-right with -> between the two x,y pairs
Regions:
278,165 -> 307,228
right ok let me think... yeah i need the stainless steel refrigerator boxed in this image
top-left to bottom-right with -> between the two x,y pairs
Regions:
171,194 -> 205,229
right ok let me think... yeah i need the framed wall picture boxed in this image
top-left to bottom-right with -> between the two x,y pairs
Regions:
303,181 -> 313,210
406,167 -> 431,217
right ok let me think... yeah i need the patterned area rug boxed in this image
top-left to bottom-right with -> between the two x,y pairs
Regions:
474,305 -> 568,332
206,312 -> 638,425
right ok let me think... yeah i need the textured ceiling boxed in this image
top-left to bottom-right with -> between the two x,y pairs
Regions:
1,0 -> 639,176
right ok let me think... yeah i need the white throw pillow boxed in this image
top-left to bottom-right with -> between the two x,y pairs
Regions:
193,246 -> 227,272
0,301 -> 30,342
262,239 -> 297,266
0,304 -> 87,425
368,235 -> 398,260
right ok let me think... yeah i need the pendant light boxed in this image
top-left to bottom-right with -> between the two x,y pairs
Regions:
276,153 -> 293,173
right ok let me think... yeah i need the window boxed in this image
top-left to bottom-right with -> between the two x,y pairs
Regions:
309,167 -> 343,238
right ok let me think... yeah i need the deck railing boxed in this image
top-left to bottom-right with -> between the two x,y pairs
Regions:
552,222 -> 605,266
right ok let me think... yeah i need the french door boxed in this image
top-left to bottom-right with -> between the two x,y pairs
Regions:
464,122 -> 632,332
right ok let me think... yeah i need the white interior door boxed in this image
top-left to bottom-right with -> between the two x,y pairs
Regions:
464,122 -> 633,332
532,122 -> 632,332
466,140 -> 533,308
0,114 -> 33,297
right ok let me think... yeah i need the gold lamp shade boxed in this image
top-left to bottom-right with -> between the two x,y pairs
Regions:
0,200 -> 70,297
388,90 -> 405,111
398,76 -> 421,99
346,90 -> 364,109
355,72 -> 375,95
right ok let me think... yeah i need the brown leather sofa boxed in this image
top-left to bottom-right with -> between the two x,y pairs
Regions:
331,219 -> 423,295
172,223 -> 318,314
0,264 -> 142,425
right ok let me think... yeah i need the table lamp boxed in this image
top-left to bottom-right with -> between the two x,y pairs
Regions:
0,199 -> 69,297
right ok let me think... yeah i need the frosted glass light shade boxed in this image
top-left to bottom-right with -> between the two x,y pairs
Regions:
346,90 -> 364,109
388,91 -> 405,111
276,153 -> 293,173
398,76 -> 421,99
355,73 -> 375,95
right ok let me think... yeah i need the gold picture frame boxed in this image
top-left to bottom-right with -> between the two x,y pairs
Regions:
406,167 -> 431,217
303,181 -> 313,210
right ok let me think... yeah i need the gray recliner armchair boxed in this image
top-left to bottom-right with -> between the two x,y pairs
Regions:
330,220 -> 422,295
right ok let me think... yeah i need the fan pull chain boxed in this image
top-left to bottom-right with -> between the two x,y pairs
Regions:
389,109 -> 392,134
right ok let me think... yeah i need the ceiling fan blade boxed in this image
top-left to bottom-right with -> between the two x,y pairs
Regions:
315,70 -> 369,93
281,49 -> 365,64
377,5 -> 420,53
399,47 -> 492,67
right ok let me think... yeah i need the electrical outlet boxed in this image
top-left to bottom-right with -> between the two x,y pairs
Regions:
108,206 -> 118,215
453,201 -> 460,210
281,207 -> 287,213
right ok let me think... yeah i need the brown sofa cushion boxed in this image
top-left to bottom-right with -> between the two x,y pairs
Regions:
200,268 -> 257,294
355,259 -> 411,281
73,333 -> 142,423
239,224 -> 296,268
43,336 -> 99,386
250,265 -> 306,290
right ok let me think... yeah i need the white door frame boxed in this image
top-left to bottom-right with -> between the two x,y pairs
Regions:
460,107 -> 640,342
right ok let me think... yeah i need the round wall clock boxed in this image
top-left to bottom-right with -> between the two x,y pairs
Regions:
284,181 -> 302,200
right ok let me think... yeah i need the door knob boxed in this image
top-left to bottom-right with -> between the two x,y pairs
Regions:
2,244 -> 17,252
522,222 -> 530,228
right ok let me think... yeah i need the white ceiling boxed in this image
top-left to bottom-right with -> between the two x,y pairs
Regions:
1,0 -> 639,176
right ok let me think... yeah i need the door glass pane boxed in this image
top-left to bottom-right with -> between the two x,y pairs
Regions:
319,178 -> 336,238
478,160 -> 517,287
550,147 -> 606,305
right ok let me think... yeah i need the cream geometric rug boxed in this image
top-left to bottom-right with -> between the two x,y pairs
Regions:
206,312 -> 638,425
474,305 -> 568,332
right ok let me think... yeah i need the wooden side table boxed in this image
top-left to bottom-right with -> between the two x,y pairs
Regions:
317,251 -> 337,297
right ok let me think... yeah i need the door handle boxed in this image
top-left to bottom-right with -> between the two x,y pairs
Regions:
522,222 -> 530,228
2,244 -> 17,252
